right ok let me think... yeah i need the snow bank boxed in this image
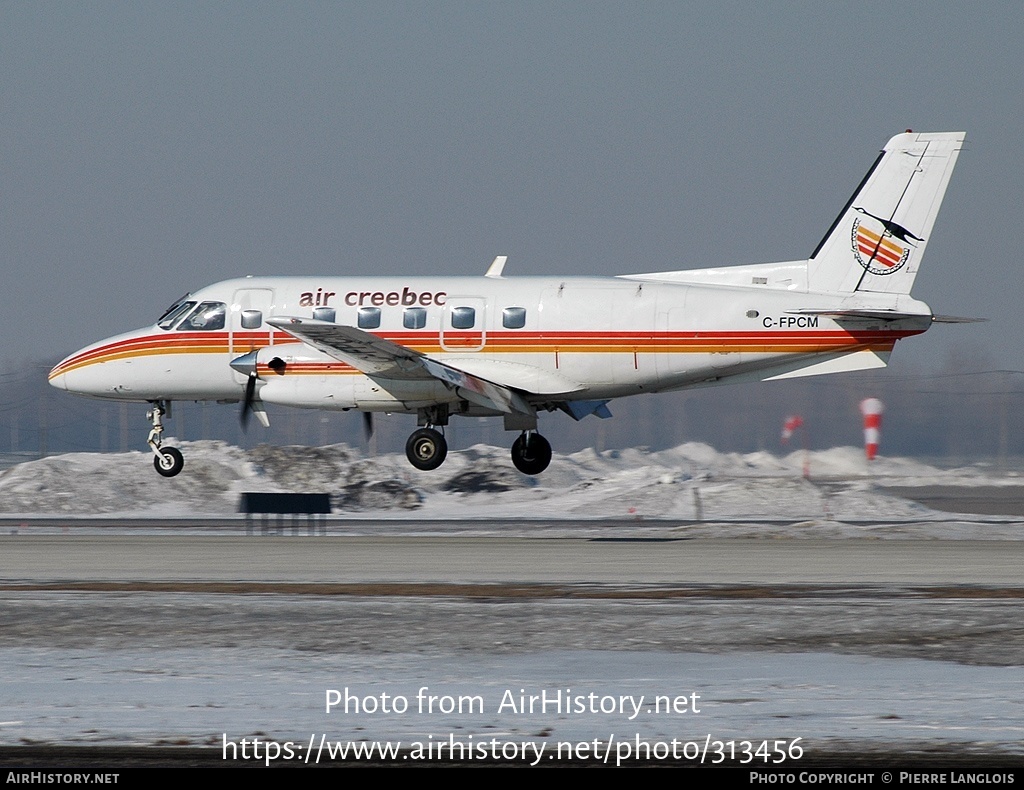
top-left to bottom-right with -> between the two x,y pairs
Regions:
0,440 -> 1020,521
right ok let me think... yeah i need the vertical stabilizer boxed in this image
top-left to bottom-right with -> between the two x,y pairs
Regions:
807,131 -> 965,295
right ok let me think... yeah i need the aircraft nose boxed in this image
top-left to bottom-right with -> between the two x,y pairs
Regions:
48,327 -> 161,398
47,339 -> 122,397
48,356 -> 73,391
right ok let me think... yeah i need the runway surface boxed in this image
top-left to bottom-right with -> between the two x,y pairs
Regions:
2,527 -> 1023,768
3,534 -> 1024,586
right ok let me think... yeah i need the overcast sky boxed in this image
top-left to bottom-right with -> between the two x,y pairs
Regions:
3,1 -> 1021,371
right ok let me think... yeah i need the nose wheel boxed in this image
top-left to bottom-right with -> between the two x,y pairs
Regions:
405,427 -> 448,470
154,446 -> 184,477
146,401 -> 185,478
511,431 -> 551,475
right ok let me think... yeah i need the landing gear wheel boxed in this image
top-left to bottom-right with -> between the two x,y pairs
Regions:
153,446 -> 184,477
406,428 -> 448,471
511,432 -> 552,475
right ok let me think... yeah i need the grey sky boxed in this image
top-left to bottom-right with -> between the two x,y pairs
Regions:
3,2 -> 1020,370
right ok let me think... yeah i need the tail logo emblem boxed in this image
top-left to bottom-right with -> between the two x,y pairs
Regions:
850,208 -> 921,276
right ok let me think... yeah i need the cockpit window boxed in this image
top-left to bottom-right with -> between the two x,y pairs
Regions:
175,301 -> 226,331
157,300 -> 196,330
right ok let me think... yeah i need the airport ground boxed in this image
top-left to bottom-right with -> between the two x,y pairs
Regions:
1,508 -> 1023,769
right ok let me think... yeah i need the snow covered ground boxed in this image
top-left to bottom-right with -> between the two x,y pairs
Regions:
1,441 -> 1023,531
5,645 -> 1022,755
4,591 -> 1024,755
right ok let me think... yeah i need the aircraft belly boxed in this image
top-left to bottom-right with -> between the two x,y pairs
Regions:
653,351 -> 749,391
554,351 -> 650,391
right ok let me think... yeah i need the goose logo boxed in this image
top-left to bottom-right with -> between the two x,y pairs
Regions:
850,207 -> 922,276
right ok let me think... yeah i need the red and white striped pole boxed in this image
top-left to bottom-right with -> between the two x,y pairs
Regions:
859,398 -> 884,461
781,415 -> 804,444
781,415 -> 810,478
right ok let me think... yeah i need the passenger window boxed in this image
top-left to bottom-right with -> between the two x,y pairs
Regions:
313,307 -> 336,323
176,302 -> 226,331
451,306 -> 476,329
404,307 -> 427,329
503,307 -> 527,329
358,307 -> 381,329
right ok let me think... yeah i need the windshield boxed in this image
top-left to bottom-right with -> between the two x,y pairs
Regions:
157,299 -> 196,330
175,301 -> 226,331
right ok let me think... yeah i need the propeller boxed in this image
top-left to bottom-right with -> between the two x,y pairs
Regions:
229,349 -> 263,432
240,373 -> 258,431
362,411 -> 374,442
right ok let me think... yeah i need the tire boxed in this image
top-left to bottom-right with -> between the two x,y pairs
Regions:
153,446 -> 185,477
405,428 -> 448,471
511,432 -> 552,475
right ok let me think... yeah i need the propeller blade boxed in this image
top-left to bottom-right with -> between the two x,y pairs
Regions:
362,411 -> 374,442
240,373 -> 257,432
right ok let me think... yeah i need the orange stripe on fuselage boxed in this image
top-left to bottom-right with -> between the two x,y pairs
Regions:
50,328 -> 917,379
50,335 -> 234,377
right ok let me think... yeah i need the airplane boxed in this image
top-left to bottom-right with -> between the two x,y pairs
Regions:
49,130 -> 967,478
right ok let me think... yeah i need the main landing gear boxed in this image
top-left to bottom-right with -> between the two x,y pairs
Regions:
511,431 -> 552,475
147,401 -> 184,477
402,426 -> 552,475
405,427 -> 448,471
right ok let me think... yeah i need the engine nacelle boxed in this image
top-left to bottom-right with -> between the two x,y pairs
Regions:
249,343 -> 455,412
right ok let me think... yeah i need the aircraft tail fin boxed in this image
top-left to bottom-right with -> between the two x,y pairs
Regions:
807,131 -> 965,295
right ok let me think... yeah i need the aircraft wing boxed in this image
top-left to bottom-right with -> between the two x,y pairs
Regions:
269,317 -> 427,378
267,317 -> 533,415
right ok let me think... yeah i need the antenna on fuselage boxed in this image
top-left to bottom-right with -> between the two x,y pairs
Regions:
484,255 -> 508,278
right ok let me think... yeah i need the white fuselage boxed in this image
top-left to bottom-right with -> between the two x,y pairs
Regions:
49,274 -> 930,414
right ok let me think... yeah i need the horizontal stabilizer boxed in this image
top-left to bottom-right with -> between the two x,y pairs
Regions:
787,309 -> 985,324
931,314 -> 987,324
786,308 -> 930,322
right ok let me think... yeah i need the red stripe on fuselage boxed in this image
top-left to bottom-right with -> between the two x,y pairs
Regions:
50,327 -> 920,379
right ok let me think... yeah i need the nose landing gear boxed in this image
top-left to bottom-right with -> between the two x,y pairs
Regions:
511,431 -> 552,475
154,446 -> 184,477
147,401 -> 184,477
